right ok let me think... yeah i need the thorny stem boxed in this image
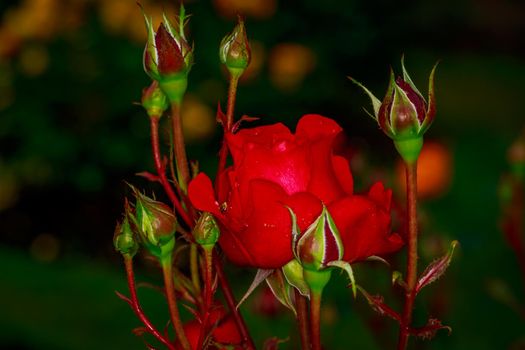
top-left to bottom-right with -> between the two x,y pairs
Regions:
216,74 -> 240,183
150,117 -> 193,229
397,161 -> 418,350
294,289 -> 311,350
123,257 -> 175,350
171,103 -> 191,193
197,246 -> 215,350
215,251 -> 256,350
161,256 -> 191,350
309,291 -> 323,350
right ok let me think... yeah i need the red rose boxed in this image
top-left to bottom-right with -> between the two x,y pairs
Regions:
189,114 -> 403,268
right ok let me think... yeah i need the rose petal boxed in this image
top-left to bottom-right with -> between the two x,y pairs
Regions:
295,114 -> 342,141
367,182 -> 392,210
188,173 -> 221,217
227,123 -> 292,166
332,155 -> 354,195
329,195 -> 403,263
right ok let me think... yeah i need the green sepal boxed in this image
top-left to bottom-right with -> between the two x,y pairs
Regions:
348,76 -> 381,118
326,260 -> 357,298
266,269 -> 296,316
401,55 -> 424,100
282,259 -> 310,297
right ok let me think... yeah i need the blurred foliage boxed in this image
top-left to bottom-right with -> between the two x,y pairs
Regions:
1,0 -> 525,349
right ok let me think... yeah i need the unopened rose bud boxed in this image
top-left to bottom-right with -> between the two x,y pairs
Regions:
132,187 -> 177,259
113,211 -> 139,258
219,16 -> 251,77
350,56 -> 438,163
293,206 -> 344,272
141,81 -> 169,118
142,7 -> 193,103
192,212 -> 220,247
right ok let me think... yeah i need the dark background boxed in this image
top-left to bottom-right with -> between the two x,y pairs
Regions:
0,0 -> 524,349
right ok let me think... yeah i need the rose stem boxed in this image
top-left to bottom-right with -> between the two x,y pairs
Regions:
397,160 -> 419,350
161,254 -> 191,350
197,246 -> 215,350
309,291 -> 323,350
294,289 -> 311,350
150,116 -> 192,229
170,102 -> 191,193
190,243 -> 202,298
123,257 -> 175,350
217,74 -> 240,179
214,252 -> 256,350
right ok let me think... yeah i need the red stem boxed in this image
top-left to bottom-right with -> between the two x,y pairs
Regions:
216,75 -> 239,186
295,289 -> 311,350
215,252 -> 256,350
123,257 -> 175,350
397,161 -> 418,350
150,116 -> 193,229
161,257 -> 191,350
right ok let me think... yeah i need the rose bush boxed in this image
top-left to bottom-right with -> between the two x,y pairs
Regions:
189,114 -> 403,268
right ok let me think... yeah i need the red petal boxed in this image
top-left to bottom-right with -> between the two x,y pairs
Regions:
219,180 -> 291,268
188,173 -> 221,217
329,194 -> 403,263
295,114 -> 342,141
229,132 -> 311,196
367,182 -> 392,210
226,123 -> 292,166
332,155 -> 354,195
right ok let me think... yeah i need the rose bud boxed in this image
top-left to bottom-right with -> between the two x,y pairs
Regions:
113,202 -> 139,258
293,206 -> 343,272
192,212 -> 220,248
350,56 -> 438,163
141,81 -> 169,118
219,16 -> 251,77
131,187 -> 177,259
142,7 -> 193,103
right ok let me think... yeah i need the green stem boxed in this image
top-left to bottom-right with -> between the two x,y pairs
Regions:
150,116 -> 193,229
294,289 -> 311,350
161,256 -> 191,350
171,103 -> 190,193
397,160 -> 418,350
309,291 -> 323,350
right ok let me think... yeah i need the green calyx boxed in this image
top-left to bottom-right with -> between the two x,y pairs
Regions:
303,269 -> 332,295
113,215 -> 139,258
394,136 -> 424,164
142,81 -> 169,118
158,74 -> 188,105
193,212 -> 220,247
130,187 -> 177,259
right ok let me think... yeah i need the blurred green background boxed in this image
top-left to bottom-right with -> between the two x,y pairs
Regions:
1,0 -> 524,349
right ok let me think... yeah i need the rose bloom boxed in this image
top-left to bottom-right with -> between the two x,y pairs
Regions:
189,114 -> 403,268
